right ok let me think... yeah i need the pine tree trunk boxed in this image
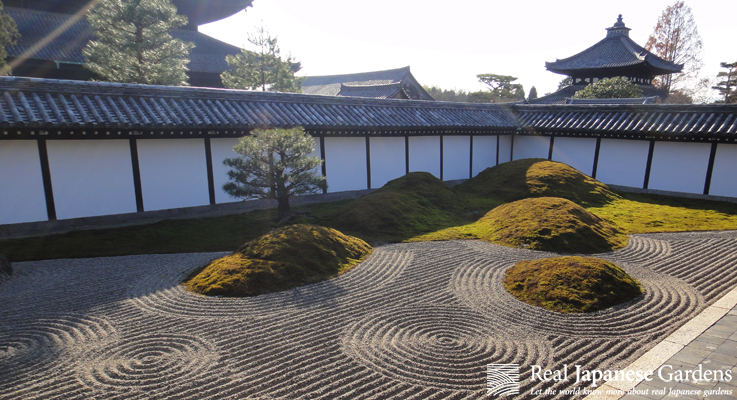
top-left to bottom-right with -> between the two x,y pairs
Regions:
277,197 -> 291,221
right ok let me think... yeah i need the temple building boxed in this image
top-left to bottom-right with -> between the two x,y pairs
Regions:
301,66 -> 435,100
3,0 -> 252,87
533,15 -> 683,104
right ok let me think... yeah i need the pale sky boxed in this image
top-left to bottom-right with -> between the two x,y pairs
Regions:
200,0 -> 737,100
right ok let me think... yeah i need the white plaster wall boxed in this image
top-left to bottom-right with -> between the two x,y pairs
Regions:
709,143 -> 737,198
596,139 -> 650,188
649,141 -> 711,194
324,137 -> 367,193
0,141 -> 47,224
46,140 -> 137,220
369,137 -> 405,188
551,137 -> 598,176
409,136 -> 440,178
137,139 -> 210,211
443,136 -> 471,181
471,135 -> 497,176
498,135 -> 512,164
210,137 -> 242,204
513,135 -> 550,160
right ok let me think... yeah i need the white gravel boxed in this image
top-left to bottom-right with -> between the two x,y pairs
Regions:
1,231 -> 737,399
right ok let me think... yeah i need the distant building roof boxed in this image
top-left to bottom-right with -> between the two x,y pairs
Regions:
546,15 -> 682,82
301,66 -> 435,100
337,83 -> 408,99
3,0 -> 252,28
4,7 -> 244,87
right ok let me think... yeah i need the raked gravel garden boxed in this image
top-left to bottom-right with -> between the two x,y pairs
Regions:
2,229 -> 737,399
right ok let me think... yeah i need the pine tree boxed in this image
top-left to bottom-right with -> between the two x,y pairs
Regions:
645,1 -> 703,93
713,62 -> 737,103
0,1 -> 19,76
83,0 -> 194,86
557,76 -> 573,90
471,74 -> 525,103
223,127 -> 326,220
221,26 -> 302,92
528,86 -> 538,100
573,77 -> 644,99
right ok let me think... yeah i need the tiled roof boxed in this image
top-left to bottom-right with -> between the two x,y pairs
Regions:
3,0 -> 252,26
546,17 -> 682,75
0,77 -> 518,131
0,77 -> 734,139
4,7 -> 243,74
301,66 -> 435,100
302,67 -> 411,96
515,104 -> 737,136
337,83 -> 406,99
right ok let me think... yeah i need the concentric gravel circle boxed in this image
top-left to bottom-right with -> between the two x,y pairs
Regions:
341,306 -> 552,391
129,248 -> 412,320
450,257 -> 702,338
77,332 -> 219,391
0,315 -> 116,382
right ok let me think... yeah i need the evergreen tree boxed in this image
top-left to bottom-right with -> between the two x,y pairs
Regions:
471,74 -> 525,103
645,1 -> 703,93
83,0 -> 194,86
0,1 -> 19,76
573,77 -> 644,99
557,76 -> 572,90
422,85 -> 471,102
712,62 -> 737,103
221,26 -> 302,92
528,86 -> 538,100
223,127 -> 326,220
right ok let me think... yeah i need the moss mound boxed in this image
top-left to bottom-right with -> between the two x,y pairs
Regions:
184,224 -> 372,297
504,256 -> 642,313
331,172 -> 464,241
475,197 -> 627,253
457,158 -> 619,206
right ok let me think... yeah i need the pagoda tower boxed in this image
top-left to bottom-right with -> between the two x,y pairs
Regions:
534,15 -> 683,103
2,0 -> 252,87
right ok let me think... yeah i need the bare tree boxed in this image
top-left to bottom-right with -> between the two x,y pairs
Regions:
645,1 -> 703,94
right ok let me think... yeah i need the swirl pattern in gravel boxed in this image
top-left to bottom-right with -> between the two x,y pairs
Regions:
1,230 -> 736,399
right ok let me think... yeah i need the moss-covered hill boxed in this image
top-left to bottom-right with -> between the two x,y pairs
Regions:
330,172 -> 465,242
504,256 -> 642,313
184,224 -> 372,297
417,196 -> 628,253
457,158 -> 619,206
473,197 -> 627,253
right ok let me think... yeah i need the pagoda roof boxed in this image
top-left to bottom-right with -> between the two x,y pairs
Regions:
301,66 -> 435,100
4,7 -> 244,75
546,15 -> 683,76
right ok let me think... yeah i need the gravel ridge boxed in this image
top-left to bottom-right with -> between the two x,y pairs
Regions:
1,231 -> 736,399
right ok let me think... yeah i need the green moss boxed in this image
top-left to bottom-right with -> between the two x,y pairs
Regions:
457,158 -> 619,206
330,172 -> 466,242
416,197 -> 628,253
588,192 -> 737,234
183,224 -> 372,297
504,256 -> 643,313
